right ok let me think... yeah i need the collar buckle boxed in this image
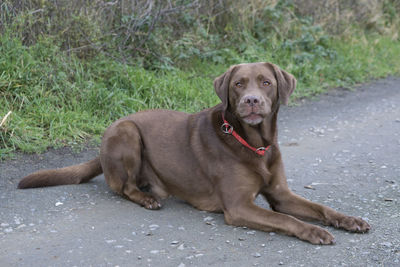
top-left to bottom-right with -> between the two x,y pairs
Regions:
221,122 -> 234,134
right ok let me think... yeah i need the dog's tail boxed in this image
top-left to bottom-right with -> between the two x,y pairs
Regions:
18,157 -> 103,189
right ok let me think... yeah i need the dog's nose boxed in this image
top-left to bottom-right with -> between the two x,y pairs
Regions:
243,95 -> 261,106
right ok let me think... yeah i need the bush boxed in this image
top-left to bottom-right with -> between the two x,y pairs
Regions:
1,0 -> 399,67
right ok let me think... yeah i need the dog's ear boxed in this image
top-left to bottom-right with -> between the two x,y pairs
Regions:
214,65 -> 237,111
266,63 -> 297,105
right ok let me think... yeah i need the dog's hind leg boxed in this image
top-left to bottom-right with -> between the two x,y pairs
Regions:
101,120 -> 161,210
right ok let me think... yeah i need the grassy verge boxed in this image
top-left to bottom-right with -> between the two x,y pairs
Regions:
1,1 -> 400,159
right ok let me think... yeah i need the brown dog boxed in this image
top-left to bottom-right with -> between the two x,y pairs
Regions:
18,62 -> 370,244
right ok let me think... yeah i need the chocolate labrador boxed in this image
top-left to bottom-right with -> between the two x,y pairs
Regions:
18,62 -> 370,244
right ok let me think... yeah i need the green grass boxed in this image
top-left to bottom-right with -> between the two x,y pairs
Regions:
289,35 -> 400,99
0,35 -> 223,157
1,25 -> 400,159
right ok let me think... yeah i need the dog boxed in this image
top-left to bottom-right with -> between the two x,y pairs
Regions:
18,62 -> 370,244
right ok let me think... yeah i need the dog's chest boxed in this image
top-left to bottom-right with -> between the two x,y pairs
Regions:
253,161 -> 272,186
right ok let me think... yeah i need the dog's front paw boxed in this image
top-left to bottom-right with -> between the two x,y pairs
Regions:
334,216 -> 370,233
297,225 -> 335,245
140,194 -> 162,210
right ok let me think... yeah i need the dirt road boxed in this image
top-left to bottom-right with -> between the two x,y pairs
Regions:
1,77 -> 399,266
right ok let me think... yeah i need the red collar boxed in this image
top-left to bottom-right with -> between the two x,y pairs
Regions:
221,113 -> 270,156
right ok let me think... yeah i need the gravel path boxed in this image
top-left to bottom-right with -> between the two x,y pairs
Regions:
1,77 -> 399,266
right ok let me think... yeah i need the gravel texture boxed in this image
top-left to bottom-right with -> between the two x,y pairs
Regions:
1,77 -> 399,266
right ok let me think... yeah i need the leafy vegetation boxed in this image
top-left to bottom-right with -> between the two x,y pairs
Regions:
1,0 -> 400,158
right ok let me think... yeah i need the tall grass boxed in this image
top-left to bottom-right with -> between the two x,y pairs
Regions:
1,0 -> 400,158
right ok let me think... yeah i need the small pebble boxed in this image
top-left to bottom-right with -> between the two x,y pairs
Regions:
16,224 -> 26,229
380,242 -> 392,248
203,216 -> 213,221
149,224 -> 159,230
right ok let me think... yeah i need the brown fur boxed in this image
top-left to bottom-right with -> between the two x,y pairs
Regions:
18,62 -> 370,244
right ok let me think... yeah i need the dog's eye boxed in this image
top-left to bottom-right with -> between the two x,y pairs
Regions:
235,82 -> 243,88
263,80 -> 271,86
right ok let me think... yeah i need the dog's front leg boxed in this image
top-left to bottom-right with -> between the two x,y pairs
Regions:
223,201 -> 335,245
263,188 -> 370,233
263,156 -> 370,233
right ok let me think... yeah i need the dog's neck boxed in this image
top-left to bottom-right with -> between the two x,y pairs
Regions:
223,108 -> 279,149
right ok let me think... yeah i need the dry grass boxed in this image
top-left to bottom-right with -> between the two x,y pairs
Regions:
294,0 -> 399,38
2,1 -> 398,54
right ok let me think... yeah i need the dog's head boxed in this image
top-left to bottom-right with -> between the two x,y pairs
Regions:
214,62 -> 296,125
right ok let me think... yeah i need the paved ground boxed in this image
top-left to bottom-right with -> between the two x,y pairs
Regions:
1,77 -> 399,267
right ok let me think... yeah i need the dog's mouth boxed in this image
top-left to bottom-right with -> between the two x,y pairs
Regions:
242,112 -> 264,125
